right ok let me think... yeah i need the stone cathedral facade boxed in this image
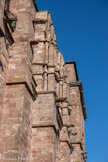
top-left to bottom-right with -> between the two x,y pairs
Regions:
0,0 -> 87,161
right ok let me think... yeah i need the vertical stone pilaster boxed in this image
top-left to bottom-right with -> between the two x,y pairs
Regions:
0,0 -> 12,144
65,62 -> 87,162
31,11 -> 63,162
0,0 -> 37,161
55,53 -> 72,162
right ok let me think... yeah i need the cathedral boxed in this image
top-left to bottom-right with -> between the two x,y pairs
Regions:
0,0 -> 87,161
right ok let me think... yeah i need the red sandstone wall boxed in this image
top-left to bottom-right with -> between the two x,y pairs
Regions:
0,1 -> 87,162
0,0 -> 37,161
65,63 -> 86,162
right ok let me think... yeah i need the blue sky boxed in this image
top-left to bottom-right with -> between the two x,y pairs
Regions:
36,0 -> 108,161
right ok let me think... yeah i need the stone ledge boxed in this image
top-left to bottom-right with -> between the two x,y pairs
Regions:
6,77 -> 37,101
33,62 -> 55,67
32,18 -> 48,24
37,90 -> 57,97
60,140 -> 73,150
30,39 -> 57,46
71,141 -> 85,152
55,97 -> 68,102
32,125 -> 59,135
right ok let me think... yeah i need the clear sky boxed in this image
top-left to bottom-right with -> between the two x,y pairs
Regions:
36,0 -> 108,161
